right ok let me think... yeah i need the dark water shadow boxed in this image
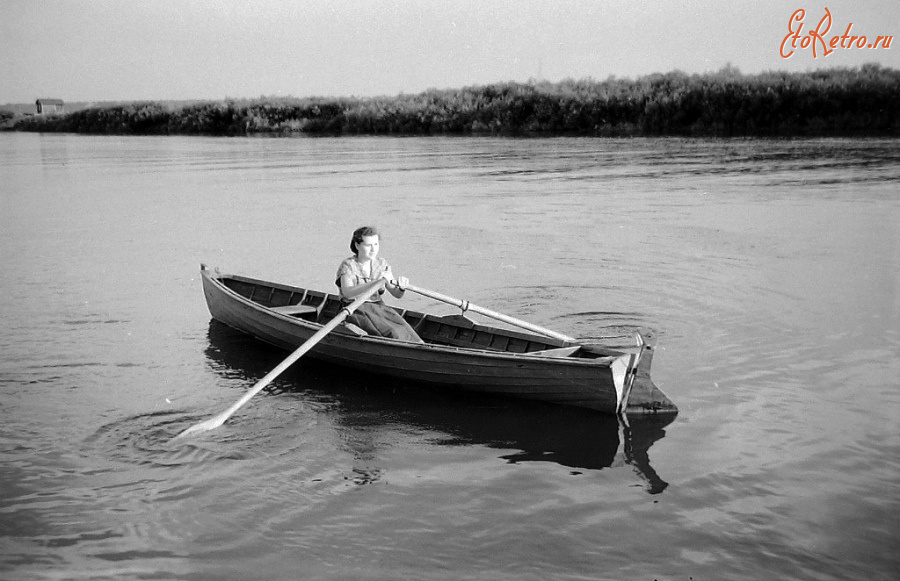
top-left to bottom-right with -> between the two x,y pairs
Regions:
203,319 -> 675,494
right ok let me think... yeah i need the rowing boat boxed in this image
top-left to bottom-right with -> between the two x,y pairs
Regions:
199,264 -> 677,415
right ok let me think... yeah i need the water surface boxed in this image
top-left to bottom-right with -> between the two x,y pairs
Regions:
1,133 -> 898,580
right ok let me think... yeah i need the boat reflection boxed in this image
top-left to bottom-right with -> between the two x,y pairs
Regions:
203,320 -> 675,494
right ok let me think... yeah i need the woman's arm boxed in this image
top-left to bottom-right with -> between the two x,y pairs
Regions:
339,274 -> 386,300
339,263 -> 408,300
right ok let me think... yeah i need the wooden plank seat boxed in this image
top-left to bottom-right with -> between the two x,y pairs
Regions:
270,304 -> 318,317
523,346 -> 582,358
271,303 -> 367,336
335,322 -> 368,337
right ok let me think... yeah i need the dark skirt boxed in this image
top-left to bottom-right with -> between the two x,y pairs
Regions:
346,302 -> 423,342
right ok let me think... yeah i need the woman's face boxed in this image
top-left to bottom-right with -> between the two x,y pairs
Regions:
356,235 -> 379,261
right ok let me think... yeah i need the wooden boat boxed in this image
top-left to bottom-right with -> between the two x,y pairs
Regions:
200,264 -> 677,415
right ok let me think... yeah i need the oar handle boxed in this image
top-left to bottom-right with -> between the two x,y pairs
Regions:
175,280 -> 385,439
403,283 -> 576,343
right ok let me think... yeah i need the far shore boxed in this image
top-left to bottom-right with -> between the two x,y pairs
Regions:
4,65 -> 899,137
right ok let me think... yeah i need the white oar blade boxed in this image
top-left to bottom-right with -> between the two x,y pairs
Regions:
173,413 -> 228,440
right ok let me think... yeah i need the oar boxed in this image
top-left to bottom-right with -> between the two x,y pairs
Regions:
403,283 -> 576,343
174,280 -> 385,440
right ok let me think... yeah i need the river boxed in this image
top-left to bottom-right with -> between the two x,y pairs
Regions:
1,133 -> 898,580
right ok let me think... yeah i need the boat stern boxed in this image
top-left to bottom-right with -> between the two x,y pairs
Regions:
621,330 -> 678,415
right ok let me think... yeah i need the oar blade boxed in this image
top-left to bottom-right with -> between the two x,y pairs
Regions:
173,413 -> 229,440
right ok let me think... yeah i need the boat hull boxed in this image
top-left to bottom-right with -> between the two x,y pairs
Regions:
200,265 -> 676,415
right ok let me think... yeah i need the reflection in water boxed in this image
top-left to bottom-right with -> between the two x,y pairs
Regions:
203,320 -> 674,493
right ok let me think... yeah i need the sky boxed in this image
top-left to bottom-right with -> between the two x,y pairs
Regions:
2,0 -> 898,104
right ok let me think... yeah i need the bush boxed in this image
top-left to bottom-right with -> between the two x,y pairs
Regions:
14,65 -> 900,137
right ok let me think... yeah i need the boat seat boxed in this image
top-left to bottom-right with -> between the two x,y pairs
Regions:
270,304 -> 318,317
523,346 -> 582,358
336,322 -> 368,337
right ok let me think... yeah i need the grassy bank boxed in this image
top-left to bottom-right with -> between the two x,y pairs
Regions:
11,65 -> 900,137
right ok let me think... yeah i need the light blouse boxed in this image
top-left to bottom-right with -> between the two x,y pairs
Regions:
335,256 -> 389,301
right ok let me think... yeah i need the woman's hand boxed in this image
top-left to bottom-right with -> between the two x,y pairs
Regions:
380,266 -> 408,297
380,266 -> 397,285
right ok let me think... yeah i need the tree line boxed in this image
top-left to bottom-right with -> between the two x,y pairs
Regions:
12,65 -> 900,137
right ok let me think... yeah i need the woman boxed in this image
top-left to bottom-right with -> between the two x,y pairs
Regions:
336,226 -> 423,342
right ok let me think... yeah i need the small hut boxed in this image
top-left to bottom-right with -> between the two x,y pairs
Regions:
36,99 -> 65,115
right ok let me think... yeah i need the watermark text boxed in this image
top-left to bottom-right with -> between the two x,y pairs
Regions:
780,8 -> 893,59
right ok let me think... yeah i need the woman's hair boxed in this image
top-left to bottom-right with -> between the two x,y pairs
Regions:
350,226 -> 380,253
